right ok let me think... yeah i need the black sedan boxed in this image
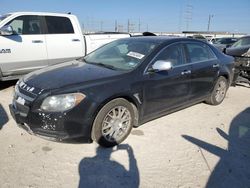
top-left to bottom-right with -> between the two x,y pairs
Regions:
9,37 -> 235,147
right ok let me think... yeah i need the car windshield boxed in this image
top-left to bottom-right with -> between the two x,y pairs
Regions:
83,39 -> 159,71
231,37 -> 250,48
0,14 -> 11,22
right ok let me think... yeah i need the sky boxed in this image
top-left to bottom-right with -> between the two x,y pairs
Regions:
1,0 -> 250,34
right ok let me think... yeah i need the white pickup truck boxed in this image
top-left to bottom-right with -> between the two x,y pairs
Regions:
0,12 -> 130,81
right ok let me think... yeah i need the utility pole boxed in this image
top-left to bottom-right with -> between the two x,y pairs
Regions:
100,21 -> 103,31
127,19 -> 135,33
138,18 -> 141,32
127,19 -> 130,32
82,23 -> 85,33
115,20 -> 118,32
207,14 -> 214,31
185,3 -> 193,31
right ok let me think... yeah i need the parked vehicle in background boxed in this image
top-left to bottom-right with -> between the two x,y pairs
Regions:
187,34 -> 208,43
9,37 -> 234,147
0,12 -> 130,81
225,35 -> 250,85
213,37 -> 238,51
208,37 -> 220,44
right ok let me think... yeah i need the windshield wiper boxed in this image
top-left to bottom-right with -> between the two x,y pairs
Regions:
84,60 -> 117,70
94,62 -> 117,70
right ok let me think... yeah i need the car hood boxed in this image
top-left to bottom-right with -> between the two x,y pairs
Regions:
23,60 -> 125,90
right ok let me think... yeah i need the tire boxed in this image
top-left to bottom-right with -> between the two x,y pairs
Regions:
206,76 -> 228,105
91,98 -> 136,147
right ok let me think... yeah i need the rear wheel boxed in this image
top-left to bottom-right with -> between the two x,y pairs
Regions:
91,98 -> 136,147
206,76 -> 228,105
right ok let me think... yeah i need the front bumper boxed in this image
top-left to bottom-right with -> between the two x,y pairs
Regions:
9,99 -> 95,142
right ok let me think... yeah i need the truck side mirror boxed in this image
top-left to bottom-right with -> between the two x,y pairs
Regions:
0,25 -> 14,36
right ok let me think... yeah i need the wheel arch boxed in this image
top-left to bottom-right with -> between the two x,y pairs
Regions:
218,72 -> 230,88
0,68 -> 3,81
90,94 -> 140,141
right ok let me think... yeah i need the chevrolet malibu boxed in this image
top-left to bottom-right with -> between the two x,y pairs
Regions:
9,37 -> 234,147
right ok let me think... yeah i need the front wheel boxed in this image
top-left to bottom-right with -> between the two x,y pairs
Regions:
206,76 -> 228,105
91,98 -> 136,147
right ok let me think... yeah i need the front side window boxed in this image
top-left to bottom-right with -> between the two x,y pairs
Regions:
154,44 -> 184,67
45,16 -> 74,34
186,43 -> 216,63
6,15 -> 42,35
83,39 -> 159,71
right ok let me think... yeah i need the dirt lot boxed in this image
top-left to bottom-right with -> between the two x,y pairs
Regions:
0,81 -> 250,188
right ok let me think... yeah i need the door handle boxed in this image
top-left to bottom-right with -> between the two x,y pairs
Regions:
72,39 -> 80,42
213,64 -> 220,68
32,40 -> 43,43
181,70 -> 191,75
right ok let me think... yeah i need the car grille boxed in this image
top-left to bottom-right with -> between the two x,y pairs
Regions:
13,82 -> 41,117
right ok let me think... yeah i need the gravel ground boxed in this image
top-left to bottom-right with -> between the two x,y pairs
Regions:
0,81 -> 250,188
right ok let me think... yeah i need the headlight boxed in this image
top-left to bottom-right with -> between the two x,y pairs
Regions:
41,93 -> 86,112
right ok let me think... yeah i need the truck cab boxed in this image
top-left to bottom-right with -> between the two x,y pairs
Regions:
0,12 -> 86,81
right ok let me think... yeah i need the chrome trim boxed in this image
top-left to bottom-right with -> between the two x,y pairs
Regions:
144,41 -> 219,74
15,87 -> 35,102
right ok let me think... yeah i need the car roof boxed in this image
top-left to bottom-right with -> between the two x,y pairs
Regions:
7,12 -> 75,17
126,36 -> 205,44
240,35 -> 250,39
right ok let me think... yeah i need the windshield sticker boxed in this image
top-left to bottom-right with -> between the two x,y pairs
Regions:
127,51 -> 145,59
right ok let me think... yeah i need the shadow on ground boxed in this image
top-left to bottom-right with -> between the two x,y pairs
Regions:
183,107 -> 250,188
0,104 -> 9,129
78,144 -> 139,188
0,80 -> 17,90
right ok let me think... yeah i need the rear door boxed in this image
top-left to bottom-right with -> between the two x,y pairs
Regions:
44,16 -> 84,66
143,43 -> 192,117
184,42 -> 219,100
0,15 -> 47,76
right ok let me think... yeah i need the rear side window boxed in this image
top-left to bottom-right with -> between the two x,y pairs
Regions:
186,43 -> 217,63
45,16 -> 74,34
6,15 -> 43,35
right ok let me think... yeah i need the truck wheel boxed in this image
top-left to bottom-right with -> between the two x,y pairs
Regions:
206,76 -> 228,105
91,98 -> 136,147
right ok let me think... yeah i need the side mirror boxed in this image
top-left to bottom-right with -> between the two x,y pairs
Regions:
151,60 -> 172,72
223,47 -> 227,54
0,25 -> 13,36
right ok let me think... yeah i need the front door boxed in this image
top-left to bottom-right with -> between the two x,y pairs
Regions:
143,43 -> 191,118
0,15 -> 48,76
